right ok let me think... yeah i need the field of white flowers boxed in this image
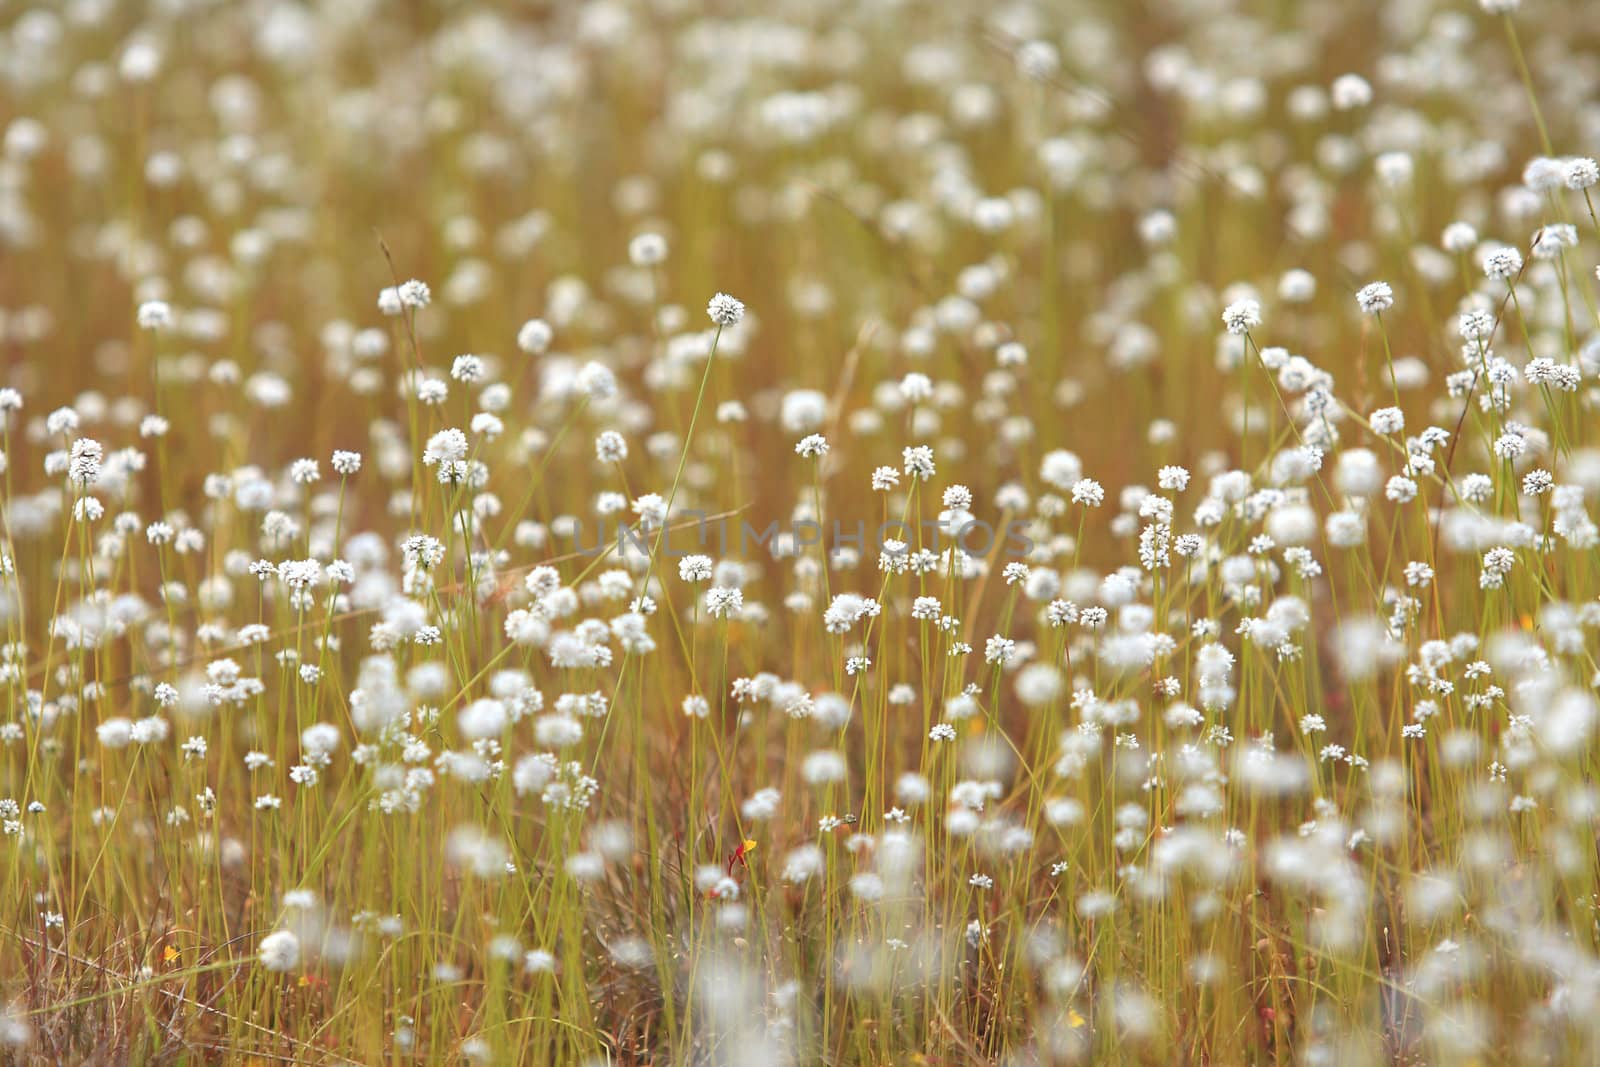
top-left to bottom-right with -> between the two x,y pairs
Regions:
3,0 -> 1600,1062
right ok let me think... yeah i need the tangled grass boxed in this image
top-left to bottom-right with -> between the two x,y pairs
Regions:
3,0 -> 1600,1063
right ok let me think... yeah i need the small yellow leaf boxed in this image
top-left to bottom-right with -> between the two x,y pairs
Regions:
162,945 -> 180,964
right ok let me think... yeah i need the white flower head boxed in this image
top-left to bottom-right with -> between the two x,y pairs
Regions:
706,292 -> 745,327
259,929 -> 300,972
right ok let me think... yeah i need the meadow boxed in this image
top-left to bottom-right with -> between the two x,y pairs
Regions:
3,0 -> 1600,1062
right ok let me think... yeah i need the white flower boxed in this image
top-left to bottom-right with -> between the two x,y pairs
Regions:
679,555 -> 713,582
705,586 -> 743,618
706,292 -> 745,327
1442,221 -> 1478,253
1355,281 -> 1393,314
258,929 -> 300,972
459,700 -> 508,740
984,635 -> 1016,664
422,428 -> 469,469
628,233 -> 667,266
397,279 -> 431,308
1482,247 -> 1522,280
1369,407 -> 1404,435
1330,73 -> 1372,110
595,431 -> 627,462
301,722 -> 339,757
96,718 -> 133,749
575,361 -> 616,400
517,318 -> 553,355
1221,299 -> 1261,335
1564,157 -> 1599,190
136,300 -> 173,330
1015,39 -> 1059,80
795,434 -> 829,458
